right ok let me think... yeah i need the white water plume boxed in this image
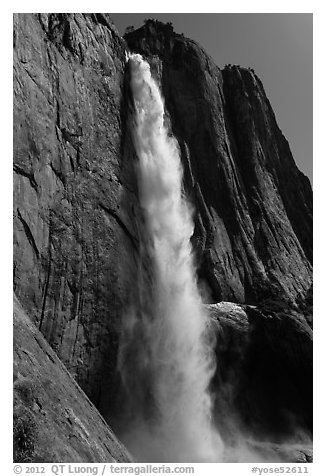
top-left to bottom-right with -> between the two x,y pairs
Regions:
118,53 -> 224,462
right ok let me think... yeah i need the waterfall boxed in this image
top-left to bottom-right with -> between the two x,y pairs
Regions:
118,53 -> 223,462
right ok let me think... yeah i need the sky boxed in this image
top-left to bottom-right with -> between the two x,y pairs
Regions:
111,13 -> 313,183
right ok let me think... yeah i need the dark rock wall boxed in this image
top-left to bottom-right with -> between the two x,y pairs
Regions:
208,302 -> 312,440
13,13 -> 138,409
125,20 -> 312,306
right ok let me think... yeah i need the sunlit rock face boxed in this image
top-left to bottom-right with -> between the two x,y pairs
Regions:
13,295 -> 132,463
13,13 -> 138,412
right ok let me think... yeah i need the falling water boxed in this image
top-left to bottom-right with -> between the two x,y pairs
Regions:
118,53 -> 223,462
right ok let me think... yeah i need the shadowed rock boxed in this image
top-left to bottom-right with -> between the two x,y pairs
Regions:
207,302 -> 312,443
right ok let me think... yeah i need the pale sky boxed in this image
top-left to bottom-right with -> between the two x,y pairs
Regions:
111,13 -> 313,183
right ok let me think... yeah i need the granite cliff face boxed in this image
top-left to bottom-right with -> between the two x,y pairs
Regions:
13,13 -> 135,412
13,14 -> 312,460
125,20 -> 312,306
